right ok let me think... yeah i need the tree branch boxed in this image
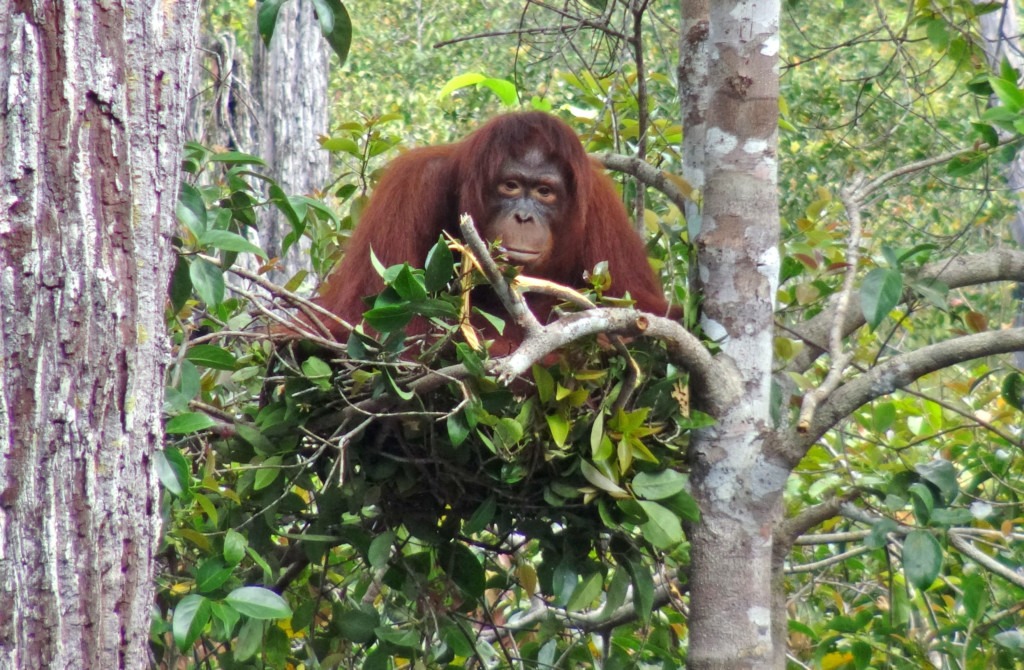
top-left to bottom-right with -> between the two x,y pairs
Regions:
779,328 -> 1024,462
786,248 -> 1024,374
595,152 -> 693,214
455,213 -> 729,406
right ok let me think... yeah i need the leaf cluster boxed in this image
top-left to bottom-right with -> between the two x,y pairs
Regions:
155,153 -> 700,668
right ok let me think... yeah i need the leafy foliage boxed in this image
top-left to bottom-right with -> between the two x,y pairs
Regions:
155,148 -> 701,667
166,1 -> 1024,666
258,0 -> 352,65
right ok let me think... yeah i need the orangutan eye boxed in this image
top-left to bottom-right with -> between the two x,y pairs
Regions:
498,180 -> 521,197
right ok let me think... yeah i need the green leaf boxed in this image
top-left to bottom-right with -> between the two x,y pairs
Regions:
588,411 -> 605,452
632,470 -> 688,500
910,278 -> 948,310
870,401 -> 895,433
994,630 -> 1024,650
439,72 -> 487,98
189,257 -> 225,308
973,121 -> 1000,148
301,356 -> 333,390
254,456 -> 282,491
389,265 -> 428,302
915,459 -> 958,505
246,547 -> 274,584
603,567 -> 630,617
580,460 -> 628,497
989,76 -> 1024,112
637,500 -> 684,549
566,571 -> 603,612
176,182 -> 207,235
367,531 -> 395,569
552,561 -> 578,606
185,344 -> 237,371
546,413 -> 570,447
234,617 -> 264,662
961,573 -> 987,620
493,417 -> 524,452
177,360 -> 200,401
224,529 -> 247,566
464,496 -> 496,535
909,482 -> 936,523
925,19 -> 948,49
474,306 -> 506,336
946,151 -> 987,178
860,268 -> 903,330
369,248 -> 387,278
165,412 -> 217,435
310,0 -> 352,65
363,303 -> 412,333
199,229 -> 268,260
533,364 -> 555,403
657,489 -> 701,523
225,586 -> 293,620
337,607 -> 379,644
383,369 -> 415,401
257,0 -> 287,45
208,600 -> 241,640
456,343 -> 486,377
374,625 -> 419,649
866,518 -> 898,549
154,447 -> 189,495
169,255 -> 193,313
234,423 -> 275,456
902,530 -> 942,591
447,411 -> 472,448
441,72 -> 521,106
443,623 -> 476,657
440,543 -> 485,598
929,508 -> 974,526
196,558 -> 233,594
173,594 -> 211,652
424,237 -> 455,291
622,557 -> 654,624
1002,371 -> 1024,410
478,77 -> 519,106
207,151 -> 266,166
851,641 -> 871,670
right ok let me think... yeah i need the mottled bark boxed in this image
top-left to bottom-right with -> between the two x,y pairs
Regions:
253,1 -> 330,281
678,0 -> 784,666
0,2 -> 199,668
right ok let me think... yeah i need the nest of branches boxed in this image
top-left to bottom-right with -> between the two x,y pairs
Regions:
268,331 -> 686,551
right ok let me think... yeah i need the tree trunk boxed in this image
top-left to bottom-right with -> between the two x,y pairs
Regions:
253,1 -> 330,281
679,0 -> 784,666
0,2 -> 199,667
975,0 -> 1024,367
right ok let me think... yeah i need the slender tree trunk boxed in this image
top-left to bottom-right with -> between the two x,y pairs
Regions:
679,0 -> 784,666
253,1 -> 330,281
976,0 -> 1024,367
0,2 -> 199,668
679,0 -> 709,239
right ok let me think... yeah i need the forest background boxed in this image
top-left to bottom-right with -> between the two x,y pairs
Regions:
1,0 -> 1023,669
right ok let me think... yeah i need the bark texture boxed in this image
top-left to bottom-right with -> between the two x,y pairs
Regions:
253,1 -> 330,281
975,0 -> 1024,367
0,2 -> 199,667
678,0 -> 785,666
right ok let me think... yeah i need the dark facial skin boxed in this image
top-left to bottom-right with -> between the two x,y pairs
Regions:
481,150 -> 566,271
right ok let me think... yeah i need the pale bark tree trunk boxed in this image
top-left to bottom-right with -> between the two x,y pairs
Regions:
678,0 -> 783,667
253,1 -> 330,281
186,30 -> 256,152
0,2 -> 199,668
976,0 -> 1024,367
